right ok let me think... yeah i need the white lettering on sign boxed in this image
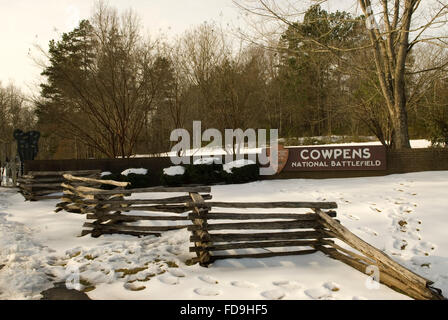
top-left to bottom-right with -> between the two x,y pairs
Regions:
286,145 -> 387,172
299,148 -> 372,160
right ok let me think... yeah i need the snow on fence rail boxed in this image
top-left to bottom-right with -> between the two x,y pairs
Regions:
55,174 -> 444,300
18,169 -> 101,201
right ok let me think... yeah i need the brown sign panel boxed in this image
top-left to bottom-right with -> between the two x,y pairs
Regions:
283,145 -> 387,171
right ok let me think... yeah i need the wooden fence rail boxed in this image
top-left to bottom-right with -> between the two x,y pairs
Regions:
186,201 -> 338,267
57,174 -> 212,238
186,201 -> 443,300
313,209 -> 444,300
18,170 -> 101,201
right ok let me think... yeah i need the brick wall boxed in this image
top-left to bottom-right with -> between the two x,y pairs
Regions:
24,148 -> 448,183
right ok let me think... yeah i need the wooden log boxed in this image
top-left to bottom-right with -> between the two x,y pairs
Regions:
82,194 -> 212,205
190,230 -> 327,242
61,182 -> 93,192
187,201 -> 338,209
21,189 -> 62,196
188,211 -> 336,220
74,185 -> 105,193
79,186 -> 212,195
320,240 -> 376,266
83,204 -> 192,214
83,222 -> 187,232
30,195 -> 62,201
188,220 -> 320,231
63,174 -> 129,187
315,209 -> 443,300
86,214 -> 190,221
189,192 -> 212,266
190,239 -> 327,252
81,229 -> 162,238
210,249 -> 318,261
18,182 -> 64,188
18,177 -> 65,183
20,175 -> 35,179
27,170 -> 101,176
317,245 -> 430,300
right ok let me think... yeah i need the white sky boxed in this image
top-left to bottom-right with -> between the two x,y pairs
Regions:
0,0 -> 243,95
1,0 -> 420,97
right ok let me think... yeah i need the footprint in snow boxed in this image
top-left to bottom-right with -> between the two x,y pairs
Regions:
357,226 -> 378,236
305,287 -> 332,300
273,280 -> 303,291
413,241 -> 436,255
369,206 -> 382,213
323,281 -> 341,292
198,275 -> 219,284
230,281 -> 257,288
261,289 -> 285,300
393,239 -> 408,251
124,282 -> 146,291
166,246 -> 183,255
397,205 -> 413,214
194,288 -> 221,296
343,213 -> 360,220
169,269 -> 186,277
158,275 -> 180,285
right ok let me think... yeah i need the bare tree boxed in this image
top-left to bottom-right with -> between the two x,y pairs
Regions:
0,83 -> 35,162
38,2 -> 165,158
234,0 -> 448,149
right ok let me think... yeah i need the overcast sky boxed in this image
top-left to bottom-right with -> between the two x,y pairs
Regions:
0,0 -> 359,95
0,0 -> 244,95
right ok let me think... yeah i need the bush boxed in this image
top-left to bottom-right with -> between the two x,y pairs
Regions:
100,173 -> 125,190
159,162 -> 260,186
160,172 -> 187,186
185,163 -> 224,185
125,172 -> 152,189
100,171 -> 152,189
225,164 -> 260,184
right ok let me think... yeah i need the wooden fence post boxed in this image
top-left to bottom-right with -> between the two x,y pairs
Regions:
189,192 -> 212,266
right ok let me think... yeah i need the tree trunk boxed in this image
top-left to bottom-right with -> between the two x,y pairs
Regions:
392,100 -> 411,149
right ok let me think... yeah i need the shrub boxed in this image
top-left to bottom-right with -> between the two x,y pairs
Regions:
125,172 -> 152,189
100,171 -> 152,189
160,162 -> 260,186
100,173 -> 125,190
225,164 -> 260,184
185,163 -> 224,185
160,172 -> 187,186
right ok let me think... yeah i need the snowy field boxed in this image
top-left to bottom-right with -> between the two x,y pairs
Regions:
1,171 -> 447,300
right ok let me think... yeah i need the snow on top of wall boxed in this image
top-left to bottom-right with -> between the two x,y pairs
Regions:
288,139 -> 432,149
163,166 -> 185,176
193,157 -> 221,165
223,159 -> 256,173
121,168 -> 148,176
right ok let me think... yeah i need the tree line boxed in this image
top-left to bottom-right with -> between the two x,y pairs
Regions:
3,1 -> 448,161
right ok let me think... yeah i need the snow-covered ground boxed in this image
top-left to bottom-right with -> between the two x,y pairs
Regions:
1,171 -> 447,300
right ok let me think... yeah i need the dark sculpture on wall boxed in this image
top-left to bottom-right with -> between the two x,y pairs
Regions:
13,129 -> 40,162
